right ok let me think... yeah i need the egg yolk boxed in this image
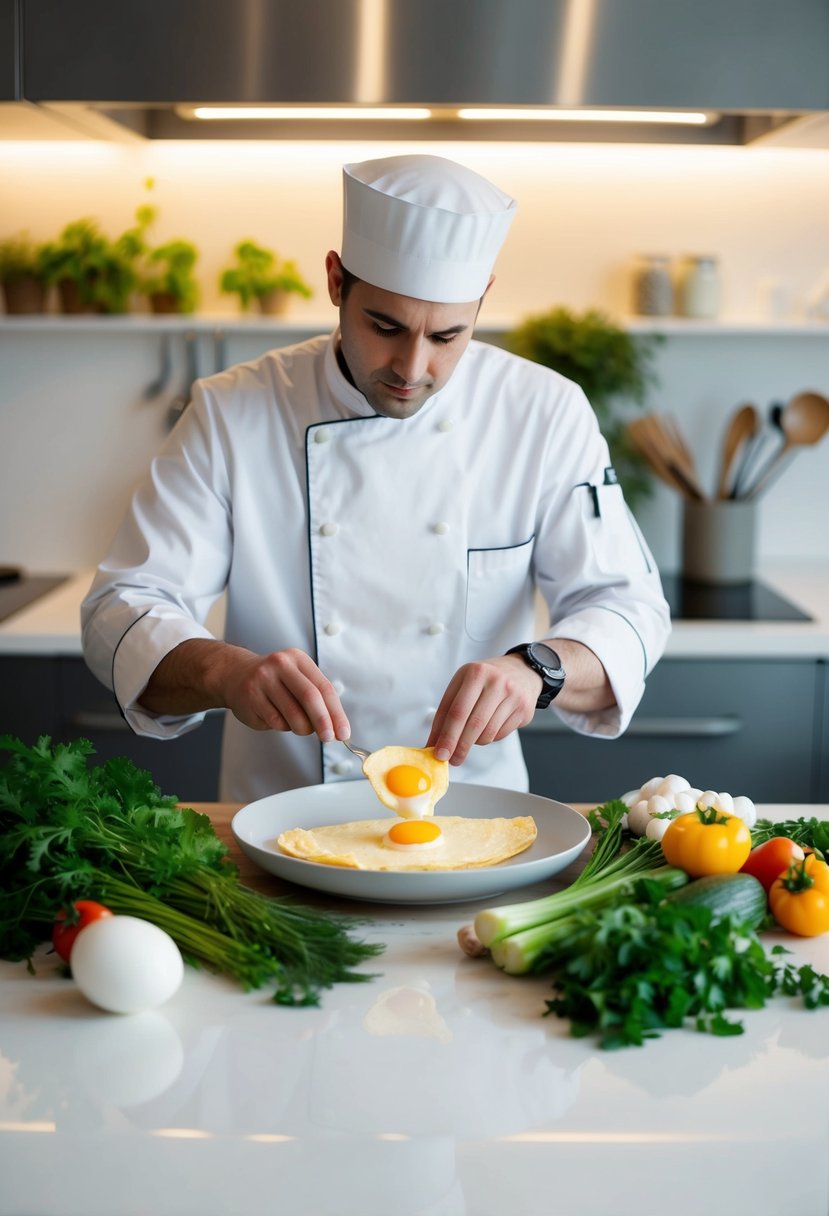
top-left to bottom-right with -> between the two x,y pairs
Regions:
386,765 -> 432,797
387,820 -> 443,846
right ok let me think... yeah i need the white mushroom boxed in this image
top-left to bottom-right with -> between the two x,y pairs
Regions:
657,774 -> 691,798
627,800 -> 653,836
731,796 -> 757,828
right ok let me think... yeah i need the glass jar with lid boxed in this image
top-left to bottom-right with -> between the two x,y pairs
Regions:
632,255 -> 674,317
678,255 -> 720,319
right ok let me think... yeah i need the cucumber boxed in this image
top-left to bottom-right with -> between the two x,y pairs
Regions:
663,873 -> 767,929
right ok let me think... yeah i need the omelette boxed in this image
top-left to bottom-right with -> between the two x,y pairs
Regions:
277,813 -> 537,872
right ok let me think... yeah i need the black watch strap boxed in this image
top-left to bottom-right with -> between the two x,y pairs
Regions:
506,642 -> 566,709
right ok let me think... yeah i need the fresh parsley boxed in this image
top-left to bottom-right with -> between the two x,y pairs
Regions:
0,735 -> 383,1005
544,881 -> 829,1049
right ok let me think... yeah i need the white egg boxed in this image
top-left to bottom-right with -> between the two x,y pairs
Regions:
731,796 -> 757,828
70,916 -> 184,1015
673,790 -> 698,814
639,776 -> 664,798
647,794 -> 674,816
627,800 -> 652,836
716,791 -> 735,815
687,789 -> 703,802
620,789 -> 641,808
645,816 -> 672,841
657,774 -> 690,797
698,790 -> 719,810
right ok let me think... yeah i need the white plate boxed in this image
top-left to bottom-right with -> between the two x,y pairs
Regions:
231,782 -> 591,904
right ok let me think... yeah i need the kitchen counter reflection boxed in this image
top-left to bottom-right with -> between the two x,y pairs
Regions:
1,804 -> 828,1216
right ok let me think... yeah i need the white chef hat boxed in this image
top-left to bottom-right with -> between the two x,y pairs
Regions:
341,154 -> 517,303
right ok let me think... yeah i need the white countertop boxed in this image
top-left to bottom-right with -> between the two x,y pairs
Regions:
1,803 -> 828,1216
2,563 -> 829,660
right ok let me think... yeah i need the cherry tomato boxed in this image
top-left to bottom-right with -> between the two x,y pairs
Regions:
740,836 -> 805,893
769,855 -> 829,937
52,900 -> 114,962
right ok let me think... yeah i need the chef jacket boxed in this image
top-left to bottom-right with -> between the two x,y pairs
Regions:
82,331 -> 670,803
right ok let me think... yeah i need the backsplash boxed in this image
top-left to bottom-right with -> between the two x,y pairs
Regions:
1,138 -> 829,574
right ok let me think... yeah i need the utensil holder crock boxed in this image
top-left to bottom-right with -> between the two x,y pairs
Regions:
682,500 -> 756,585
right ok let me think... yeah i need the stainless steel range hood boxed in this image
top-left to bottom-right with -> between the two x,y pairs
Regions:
6,0 -> 829,145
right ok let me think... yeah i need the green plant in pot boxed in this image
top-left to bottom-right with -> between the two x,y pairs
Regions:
220,240 -> 313,315
505,306 -> 663,509
140,239 -> 200,314
40,217 -> 144,315
0,231 -> 49,314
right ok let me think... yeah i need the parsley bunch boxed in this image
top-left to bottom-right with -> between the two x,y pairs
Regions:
0,736 -> 383,1006
752,815 -> 829,860
544,882 -> 829,1049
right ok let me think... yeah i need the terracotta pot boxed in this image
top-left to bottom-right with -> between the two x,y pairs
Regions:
256,289 -> 288,317
2,275 -> 47,315
57,278 -> 100,315
149,291 -> 182,315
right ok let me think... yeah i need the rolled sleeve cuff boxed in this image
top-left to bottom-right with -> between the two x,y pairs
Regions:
113,608 -> 216,740
549,604 -> 653,740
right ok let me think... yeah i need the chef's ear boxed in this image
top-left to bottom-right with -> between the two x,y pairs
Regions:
326,251 -> 345,306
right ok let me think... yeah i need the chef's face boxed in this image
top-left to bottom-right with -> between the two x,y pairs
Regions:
326,252 -> 489,420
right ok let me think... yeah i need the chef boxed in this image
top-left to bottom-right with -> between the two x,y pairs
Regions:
82,154 -> 670,803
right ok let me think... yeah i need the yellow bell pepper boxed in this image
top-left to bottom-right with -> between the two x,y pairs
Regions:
769,855 -> 829,937
661,807 -> 752,878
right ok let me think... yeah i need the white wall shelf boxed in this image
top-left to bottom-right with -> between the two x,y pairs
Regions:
1,314 -> 828,337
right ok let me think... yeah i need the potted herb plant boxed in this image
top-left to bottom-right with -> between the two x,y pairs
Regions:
505,306 -> 663,508
219,240 -> 313,315
0,232 -> 49,314
140,239 -> 200,314
40,217 -> 146,315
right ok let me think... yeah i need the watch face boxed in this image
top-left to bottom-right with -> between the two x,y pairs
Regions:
529,642 -> 564,677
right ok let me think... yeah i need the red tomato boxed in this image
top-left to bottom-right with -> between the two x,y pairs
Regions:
740,837 -> 805,893
52,900 -> 114,962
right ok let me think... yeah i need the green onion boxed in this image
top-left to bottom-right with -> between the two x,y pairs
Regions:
468,799 -> 688,974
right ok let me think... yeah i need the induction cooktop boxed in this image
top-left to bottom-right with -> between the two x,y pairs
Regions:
661,574 -> 812,622
0,572 -> 69,623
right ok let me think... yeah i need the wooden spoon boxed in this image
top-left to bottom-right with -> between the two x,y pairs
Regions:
627,419 -> 705,500
717,403 -> 760,499
745,391 -> 829,498
641,414 -> 707,500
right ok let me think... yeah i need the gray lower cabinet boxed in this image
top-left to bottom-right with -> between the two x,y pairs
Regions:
520,658 -> 821,805
2,655 -> 825,805
0,656 -> 223,801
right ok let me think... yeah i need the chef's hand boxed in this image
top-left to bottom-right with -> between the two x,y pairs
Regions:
217,645 -> 351,741
426,655 -> 541,766
139,639 -> 351,744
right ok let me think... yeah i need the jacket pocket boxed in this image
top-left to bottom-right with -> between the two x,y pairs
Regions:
465,536 -> 535,642
581,483 -> 651,576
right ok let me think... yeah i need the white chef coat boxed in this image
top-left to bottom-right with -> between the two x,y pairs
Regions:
81,330 -> 670,803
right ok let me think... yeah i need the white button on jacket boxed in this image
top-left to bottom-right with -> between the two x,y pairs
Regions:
82,331 -> 670,803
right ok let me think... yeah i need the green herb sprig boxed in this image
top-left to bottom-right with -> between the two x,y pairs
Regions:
752,816 -> 829,861
544,883 -> 829,1049
0,736 -> 383,1005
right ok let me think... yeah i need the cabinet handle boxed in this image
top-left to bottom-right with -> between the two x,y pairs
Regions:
522,715 -> 742,738
66,707 -> 225,733
67,711 -> 130,732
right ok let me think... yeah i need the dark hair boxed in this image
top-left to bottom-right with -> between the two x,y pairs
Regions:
340,264 -> 361,301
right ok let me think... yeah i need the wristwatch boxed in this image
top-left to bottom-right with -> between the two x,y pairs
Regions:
506,642 -> 566,709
